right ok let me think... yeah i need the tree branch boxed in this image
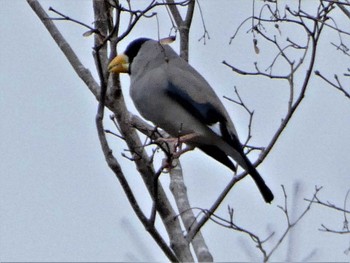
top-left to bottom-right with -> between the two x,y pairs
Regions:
28,0 -> 194,261
192,185 -> 321,262
169,160 -> 213,262
27,0 -> 100,99
315,71 -> 350,99
166,0 -> 195,61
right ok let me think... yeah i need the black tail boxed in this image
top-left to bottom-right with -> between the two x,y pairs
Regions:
234,148 -> 274,203
245,161 -> 274,203
199,145 -> 274,203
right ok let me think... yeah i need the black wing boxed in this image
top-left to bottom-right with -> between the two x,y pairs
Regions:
166,83 -> 243,151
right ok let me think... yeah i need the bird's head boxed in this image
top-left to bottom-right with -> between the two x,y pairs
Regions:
108,36 -> 175,74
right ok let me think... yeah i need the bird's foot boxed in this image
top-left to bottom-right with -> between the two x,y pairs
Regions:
160,145 -> 195,172
156,134 -> 197,171
155,132 -> 199,152
160,157 -> 177,172
171,145 -> 195,159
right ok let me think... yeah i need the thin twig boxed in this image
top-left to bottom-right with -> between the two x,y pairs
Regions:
315,71 -> 350,98
48,6 -> 100,35
190,186 -> 321,262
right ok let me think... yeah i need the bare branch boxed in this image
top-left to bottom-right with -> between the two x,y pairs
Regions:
48,6 -> 99,35
188,2 -> 335,248
164,0 -> 183,26
191,186 -> 321,262
305,195 -> 350,214
222,60 -> 289,79
229,2 -> 327,171
320,224 -> 350,234
336,1 -> 350,18
166,0 -> 195,60
27,0 -> 100,99
186,170 -> 248,242
196,0 -> 210,44
169,160 -> 213,262
224,86 -> 256,149
266,186 -> 321,260
305,189 -> 350,234
315,71 -> 350,98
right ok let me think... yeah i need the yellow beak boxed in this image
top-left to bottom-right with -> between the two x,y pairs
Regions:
108,54 -> 129,73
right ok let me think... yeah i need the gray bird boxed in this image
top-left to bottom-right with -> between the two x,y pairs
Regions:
108,37 -> 274,203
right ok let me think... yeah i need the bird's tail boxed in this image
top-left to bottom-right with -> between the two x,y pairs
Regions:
248,165 -> 274,203
201,144 -> 274,203
225,145 -> 274,203
241,155 -> 274,203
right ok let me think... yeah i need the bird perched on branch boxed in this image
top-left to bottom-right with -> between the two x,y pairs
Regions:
108,37 -> 274,203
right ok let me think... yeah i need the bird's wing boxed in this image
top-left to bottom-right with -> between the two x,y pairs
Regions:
165,61 -> 242,151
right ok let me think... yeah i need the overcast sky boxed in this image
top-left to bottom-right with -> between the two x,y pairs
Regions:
1,1 -> 350,262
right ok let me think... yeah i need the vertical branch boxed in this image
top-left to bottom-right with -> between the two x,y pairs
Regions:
163,0 -> 213,261
166,0 -> 195,61
93,0 -> 110,75
101,3 -> 195,262
170,160 -> 213,262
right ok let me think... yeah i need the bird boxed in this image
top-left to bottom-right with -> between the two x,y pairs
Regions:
108,37 -> 274,203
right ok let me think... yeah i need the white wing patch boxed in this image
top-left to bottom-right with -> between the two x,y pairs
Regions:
208,122 -> 222,137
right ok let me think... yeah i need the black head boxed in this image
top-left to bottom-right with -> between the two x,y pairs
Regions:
124,38 -> 151,65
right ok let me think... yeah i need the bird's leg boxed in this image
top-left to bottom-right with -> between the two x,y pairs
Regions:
156,132 -> 199,151
177,132 -> 200,144
171,133 -> 197,158
172,144 -> 195,159
156,133 -> 198,171
160,144 -> 195,172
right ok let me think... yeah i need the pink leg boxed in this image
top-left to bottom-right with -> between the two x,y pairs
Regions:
156,133 -> 198,171
155,132 -> 199,151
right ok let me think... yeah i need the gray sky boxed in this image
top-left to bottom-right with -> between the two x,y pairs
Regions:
1,0 -> 350,262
